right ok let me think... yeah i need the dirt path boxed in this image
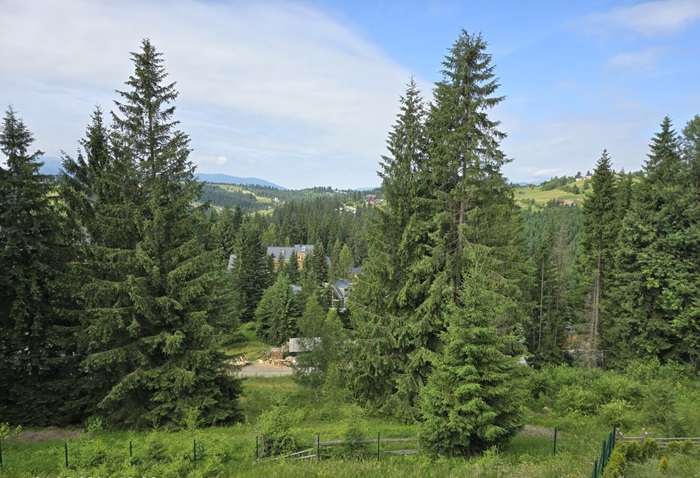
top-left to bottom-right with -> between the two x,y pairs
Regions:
238,362 -> 294,377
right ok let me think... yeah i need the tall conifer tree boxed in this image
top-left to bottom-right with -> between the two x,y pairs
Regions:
0,108 -> 79,425
349,77 -> 430,419
607,117 -> 689,364
578,150 -> 619,367
65,40 -> 242,428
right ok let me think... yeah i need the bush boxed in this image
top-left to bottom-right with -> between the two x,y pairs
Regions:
598,399 -> 634,429
681,440 -> 695,454
602,446 -> 627,478
555,384 -> 601,415
342,415 -> 369,457
641,438 -> 659,459
663,441 -> 682,457
257,404 -> 299,457
625,441 -> 643,462
658,455 -> 669,474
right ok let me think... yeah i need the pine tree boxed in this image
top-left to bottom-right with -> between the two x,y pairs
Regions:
420,245 -> 525,456
0,108 -> 80,425
66,40 -> 242,428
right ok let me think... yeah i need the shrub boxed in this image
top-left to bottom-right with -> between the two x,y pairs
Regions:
555,384 -> 600,415
681,440 -> 695,454
641,438 -> 659,459
602,447 -> 627,478
663,441 -> 682,457
598,399 -> 634,429
625,441 -> 642,462
342,415 -> 368,457
658,456 -> 669,474
257,404 -> 299,457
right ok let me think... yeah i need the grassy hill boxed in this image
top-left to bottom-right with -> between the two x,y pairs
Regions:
512,177 -> 592,208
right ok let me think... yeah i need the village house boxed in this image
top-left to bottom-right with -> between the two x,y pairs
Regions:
267,244 -> 314,269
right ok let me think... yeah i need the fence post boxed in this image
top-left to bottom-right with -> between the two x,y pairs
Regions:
193,439 -> 197,469
377,432 -> 380,460
129,440 -> 133,458
316,434 -> 320,462
592,458 -> 598,478
255,435 -> 259,460
64,441 -> 69,467
0,440 -> 3,468
612,424 -> 617,448
601,439 -> 607,469
553,427 -> 557,455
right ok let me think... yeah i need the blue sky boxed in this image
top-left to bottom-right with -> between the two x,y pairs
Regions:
1,0 -> 699,189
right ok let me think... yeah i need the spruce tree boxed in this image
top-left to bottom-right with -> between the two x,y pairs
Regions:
0,108 -> 80,425
231,217 -> 272,323
416,29 -> 527,406
349,77 -> 430,419
351,32 -> 528,423
420,245 -> 525,456
578,150 -> 619,367
294,294 -> 344,399
607,117 -> 688,364
255,273 -> 298,345
66,40 -> 242,428
211,204 -> 242,260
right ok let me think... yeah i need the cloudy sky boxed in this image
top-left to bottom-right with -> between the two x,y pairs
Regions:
2,0 -> 699,189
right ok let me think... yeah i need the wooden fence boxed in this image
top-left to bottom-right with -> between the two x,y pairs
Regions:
257,433 -> 420,461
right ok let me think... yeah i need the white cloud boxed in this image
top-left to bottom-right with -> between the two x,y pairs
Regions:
0,0 -> 413,189
607,47 -> 666,73
501,111 -> 655,183
580,0 -> 700,37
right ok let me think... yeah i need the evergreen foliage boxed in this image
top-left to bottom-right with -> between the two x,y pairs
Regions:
577,150 -> 620,367
255,273 -> 298,345
62,40 -> 242,428
607,117 -> 698,365
0,108 -> 81,425
230,217 -> 273,323
294,295 -> 345,399
349,77 -> 430,420
420,245 -> 525,456
351,30 -> 528,430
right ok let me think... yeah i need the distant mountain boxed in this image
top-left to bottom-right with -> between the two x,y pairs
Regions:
39,157 -> 63,175
195,173 -> 286,190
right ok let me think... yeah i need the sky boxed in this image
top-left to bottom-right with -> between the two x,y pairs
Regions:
1,0 -> 700,189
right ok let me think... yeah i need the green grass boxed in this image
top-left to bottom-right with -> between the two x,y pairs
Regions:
219,184 -> 273,203
222,322 -> 271,361
0,377 -> 613,478
513,179 -> 590,208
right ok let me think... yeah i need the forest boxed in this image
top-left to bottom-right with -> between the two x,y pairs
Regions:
1,30 -> 699,477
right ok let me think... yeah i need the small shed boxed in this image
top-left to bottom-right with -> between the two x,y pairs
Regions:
288,337 -> 321,356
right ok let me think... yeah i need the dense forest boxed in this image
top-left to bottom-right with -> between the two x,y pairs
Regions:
1,30 -> 699,463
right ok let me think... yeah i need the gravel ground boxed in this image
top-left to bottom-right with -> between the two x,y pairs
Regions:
237,362 -> 294,377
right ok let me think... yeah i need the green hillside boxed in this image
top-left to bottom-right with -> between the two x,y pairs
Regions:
512,177 -> 592,208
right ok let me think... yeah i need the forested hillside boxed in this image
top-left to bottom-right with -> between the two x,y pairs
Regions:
1,27 -> 699,477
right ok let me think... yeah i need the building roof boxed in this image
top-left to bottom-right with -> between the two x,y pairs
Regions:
332,278 -> 351,299
267,244 -> 315,259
